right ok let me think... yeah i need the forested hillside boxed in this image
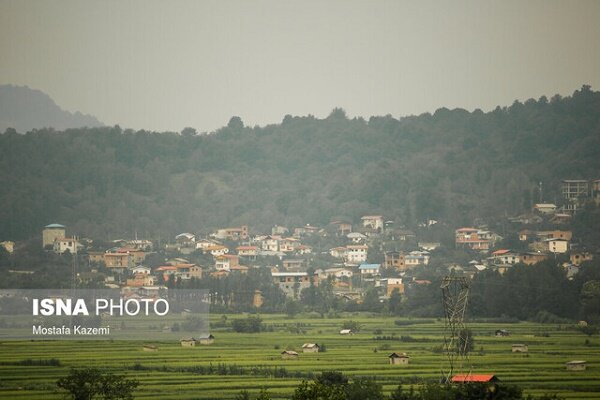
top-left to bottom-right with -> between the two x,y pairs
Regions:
1,86 -> 599,241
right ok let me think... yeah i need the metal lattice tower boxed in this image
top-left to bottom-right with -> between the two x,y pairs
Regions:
440,276 -> 471,383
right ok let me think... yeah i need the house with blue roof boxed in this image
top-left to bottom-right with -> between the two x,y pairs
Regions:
358,263 -> 380,276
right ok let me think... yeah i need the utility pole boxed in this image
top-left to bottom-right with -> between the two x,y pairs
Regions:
440,275 -> 471,383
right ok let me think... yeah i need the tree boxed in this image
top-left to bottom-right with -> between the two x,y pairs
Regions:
56,367 -> 138,400
388,288 -> 403,316
291,380 -> 346,400
345,378 -> 383,400
362,287 -> 383,312
581,280 -> 600,322
341,320 -> 362,332
285,299 -> 302,318
181,127 -> 197,136
231,315 -> 263,333
227,116 -> 244,130
316,371 -> 348,386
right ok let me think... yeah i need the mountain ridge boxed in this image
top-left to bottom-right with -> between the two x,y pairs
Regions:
0,84 -> 104,133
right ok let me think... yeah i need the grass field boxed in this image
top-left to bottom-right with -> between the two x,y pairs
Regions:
1,314 -> 599,399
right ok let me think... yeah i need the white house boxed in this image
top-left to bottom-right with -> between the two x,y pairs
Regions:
279,237 -> 300,252
347,232 -> 366,243
329,247 -> 347,259
260,235 -> 281,252
323,268 -> 354,279
236,245 -> 258,257
545,238 -> 568,254
534,203 -> 557,214
490,250 -> 521,265
206,245 -> 229,257
175,233 -> 196,244
295,245 -> 313,255
361,215 -> 384,231
345,245 -> 368,265
131,265 -> 151,275
215,255 -> 239,271
196,239 -> 220,250
53,237 -> 82,254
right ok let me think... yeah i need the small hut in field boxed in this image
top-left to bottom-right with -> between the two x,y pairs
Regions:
302,343 -> 320,353
198,334 -> 215,345
566,361 -> 586,371
511,344 -> 528,353
281,350 -> 299,360
180,338 -> 197,347
388,352 -> 410,365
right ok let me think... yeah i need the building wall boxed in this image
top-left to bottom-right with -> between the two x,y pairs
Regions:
43,228 -> 65,248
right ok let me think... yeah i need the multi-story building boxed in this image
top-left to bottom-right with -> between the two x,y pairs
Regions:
455,228 -> 498,251
358,263 -> 380,276
156,263 -> 202,281
259,235 -> 281,252
347,232 -> 366,243
384,251 -> 406,270
537,230 -> 572,241
561,179 -> 590,212
213,225 -> 249,241
279,237 -> 300,252
489,249 -> 520,265
53,237 -> 82,254
545,238 -> 569,254
104,252 -> 134,270
330,220 -> 352,235
405,252 -> 430,267
236,245 -> 258,259
520,252 -> 549,265
215,255 -> 239,271
272,271 -> 318,298
593,179 -> 600,206
385,278 -> 404,296
42,223 -> 66,248
345,245 -> 368,265
361,215 -> 384,231
282,259 -> 305,270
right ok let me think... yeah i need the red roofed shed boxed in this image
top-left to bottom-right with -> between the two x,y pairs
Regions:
451,374 -> 499,383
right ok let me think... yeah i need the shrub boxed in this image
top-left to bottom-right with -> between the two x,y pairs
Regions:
232,316 -> 263,333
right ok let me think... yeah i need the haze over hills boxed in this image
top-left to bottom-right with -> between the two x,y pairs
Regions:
0,84 -> 104,133
0,86 -> 599,241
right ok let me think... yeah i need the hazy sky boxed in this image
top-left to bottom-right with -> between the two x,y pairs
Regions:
1,0 -> 600,132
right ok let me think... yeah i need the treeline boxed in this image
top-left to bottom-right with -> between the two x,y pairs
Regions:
183,259 -> 600,324
1,86 -> 600,241
234,371 -> 562,400
404,260 -> 600,323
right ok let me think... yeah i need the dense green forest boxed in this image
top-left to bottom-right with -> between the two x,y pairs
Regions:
1,86 -> 600,241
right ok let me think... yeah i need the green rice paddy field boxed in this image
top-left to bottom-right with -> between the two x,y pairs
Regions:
1,315 -> 599,399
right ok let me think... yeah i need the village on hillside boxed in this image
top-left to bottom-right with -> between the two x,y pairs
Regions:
2,179 -> 598,311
